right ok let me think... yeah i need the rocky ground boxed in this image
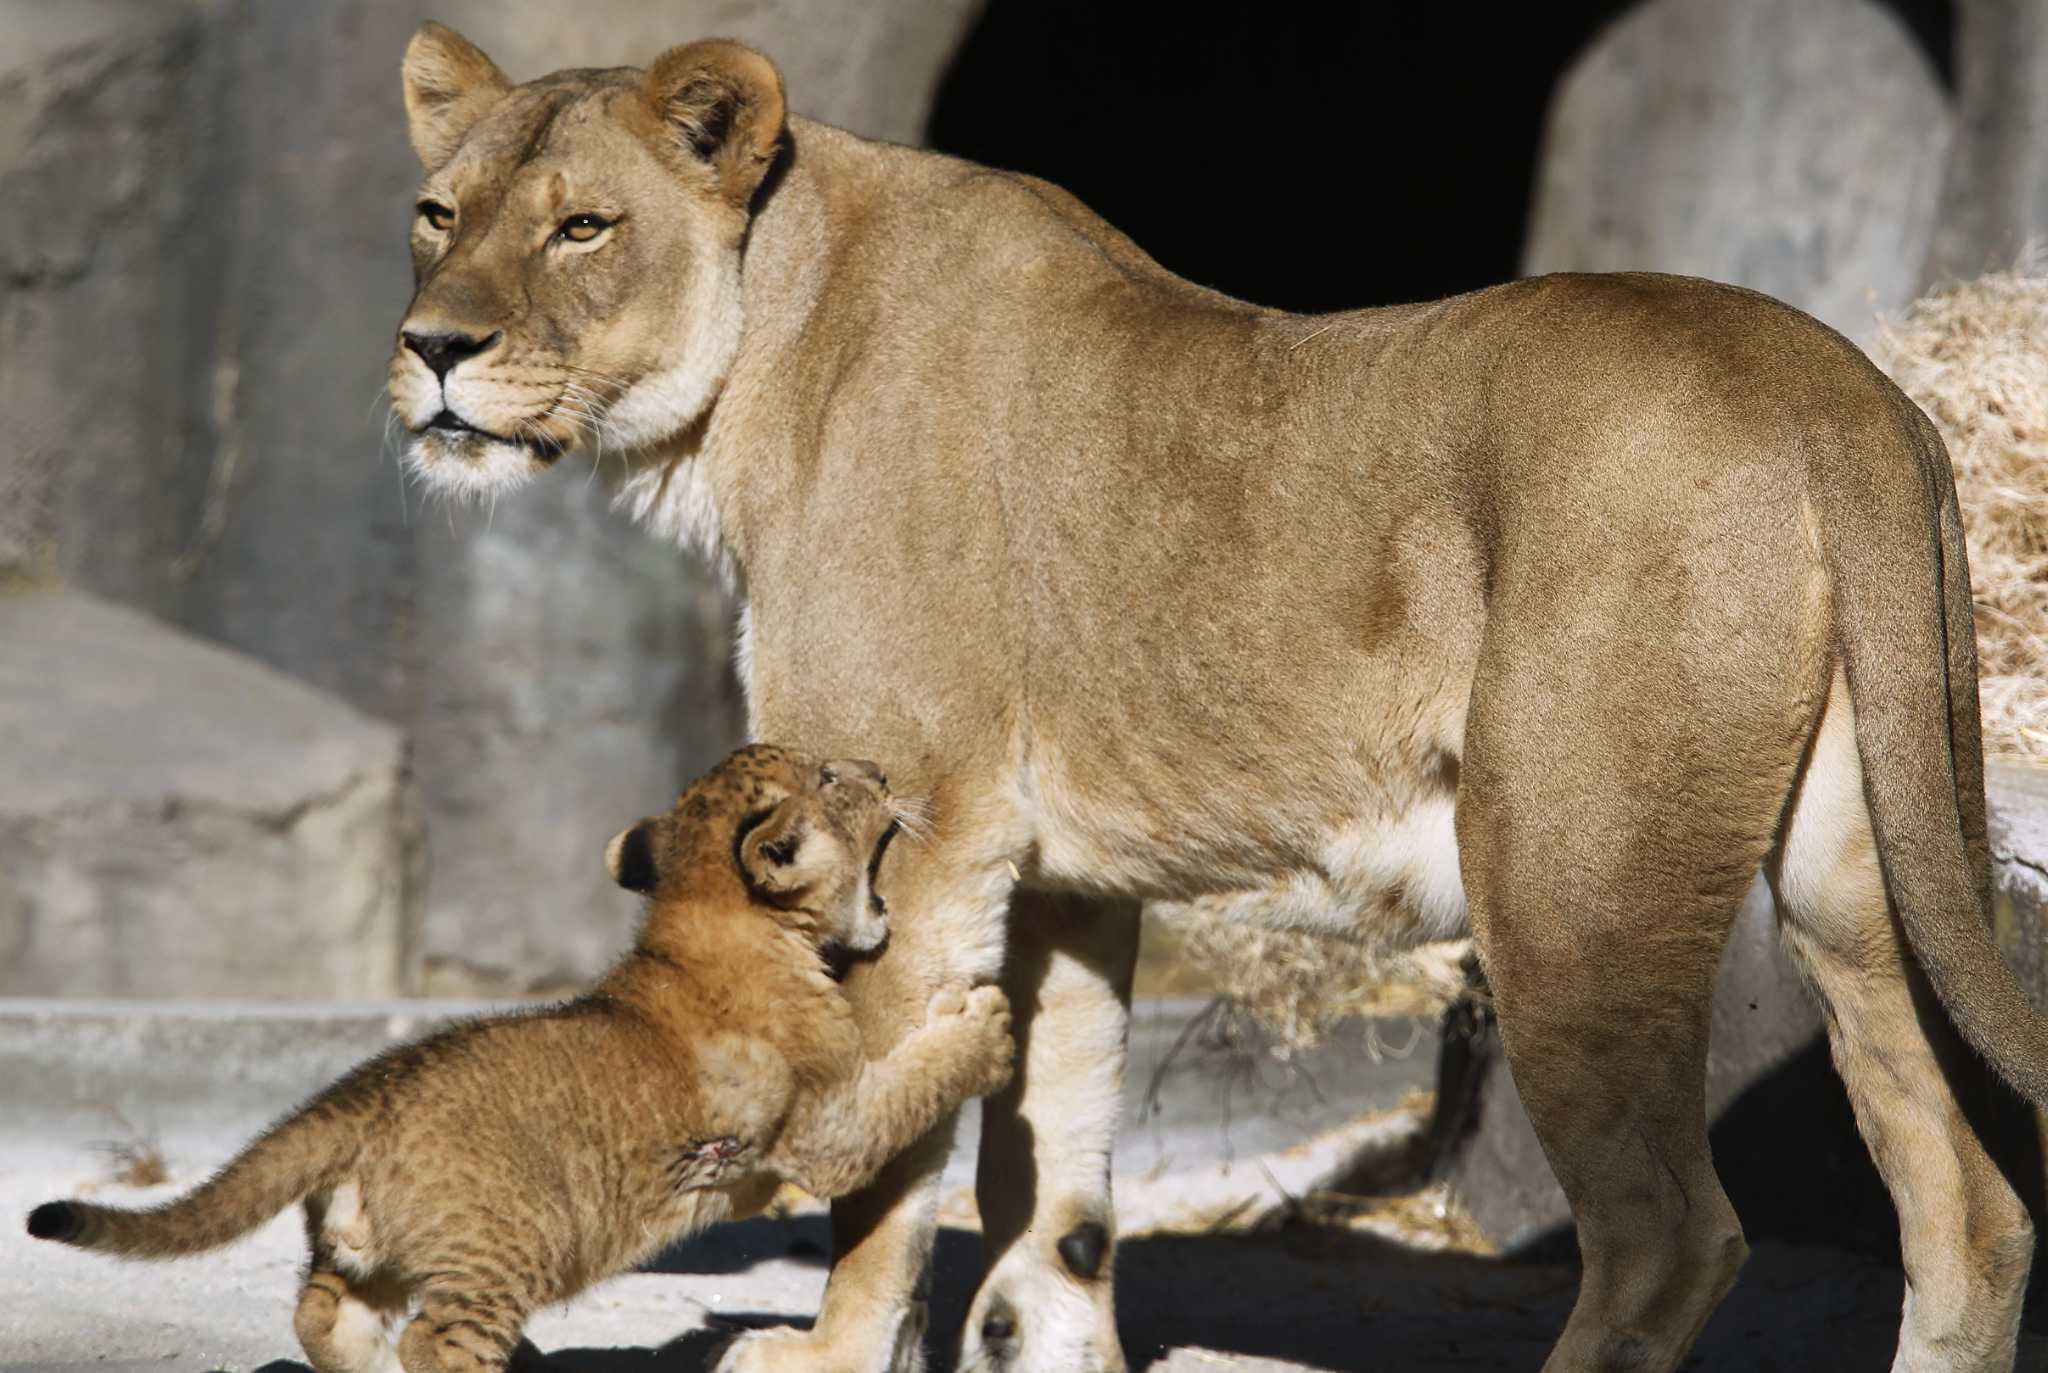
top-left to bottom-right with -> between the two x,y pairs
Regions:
6,998 -> 2047,1373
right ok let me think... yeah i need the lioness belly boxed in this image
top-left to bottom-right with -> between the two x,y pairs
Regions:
1019,724 -> 1469,949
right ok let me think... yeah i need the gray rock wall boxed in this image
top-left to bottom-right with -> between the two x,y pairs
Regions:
1,0 -> 979,993
1924,0 -> 2048,283
0,590 -> 408,999
2,3 -> 224,600
1523,0 -> 1953,341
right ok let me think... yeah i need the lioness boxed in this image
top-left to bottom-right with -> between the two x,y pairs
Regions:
27,746 -> 1014,1373
383,25 -> 2048,1373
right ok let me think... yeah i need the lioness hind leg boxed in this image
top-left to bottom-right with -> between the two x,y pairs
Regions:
1771,674 -> 2030,1372
1465,856 -> 1750,1373
1458,641 -> 1799,1372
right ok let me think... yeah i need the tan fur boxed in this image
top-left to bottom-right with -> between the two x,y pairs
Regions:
384,28 -> 2048,1373
26,746 -> 1014,1373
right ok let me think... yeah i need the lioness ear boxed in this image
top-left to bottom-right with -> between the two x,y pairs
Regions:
641,40 -> 786,209
606,820 -> 660,895
737,799 -> 823,907
401,23 -> 511,169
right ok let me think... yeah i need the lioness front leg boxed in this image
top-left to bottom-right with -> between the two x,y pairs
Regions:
962,893 -> 1138,1373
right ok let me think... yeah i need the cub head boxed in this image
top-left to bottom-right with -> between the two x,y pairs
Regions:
388,25 -> 784,502
607,744 -> 902,956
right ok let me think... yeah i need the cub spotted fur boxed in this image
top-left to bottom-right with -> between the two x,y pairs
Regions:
26,745 -> 1013,1373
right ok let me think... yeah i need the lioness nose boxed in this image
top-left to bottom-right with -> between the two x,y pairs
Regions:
402,328 -> 499,380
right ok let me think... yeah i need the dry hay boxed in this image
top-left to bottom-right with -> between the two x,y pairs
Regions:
1870,265 -> 2048,763
1164,269 -> 2048,1047
80,1106 -> 170,1191
1152,896 -> 1470,1050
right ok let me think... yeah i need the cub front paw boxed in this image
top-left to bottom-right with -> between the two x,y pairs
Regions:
933,984 -> 1013,1097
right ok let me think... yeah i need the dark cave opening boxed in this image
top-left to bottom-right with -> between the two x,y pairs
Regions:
926,0 -> 1956,313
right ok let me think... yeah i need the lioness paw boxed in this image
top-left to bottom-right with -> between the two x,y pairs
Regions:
709,1325 -> 811,1373
926,987 -> 970,1020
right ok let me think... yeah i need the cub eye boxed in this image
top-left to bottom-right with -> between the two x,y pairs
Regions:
416,200 -> 455,232
557,213 -> 612,244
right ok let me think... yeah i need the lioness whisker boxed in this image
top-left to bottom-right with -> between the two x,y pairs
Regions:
563,363 -> 631,395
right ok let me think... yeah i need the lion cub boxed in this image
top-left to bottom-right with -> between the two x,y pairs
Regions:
27,745 -> 1012,1373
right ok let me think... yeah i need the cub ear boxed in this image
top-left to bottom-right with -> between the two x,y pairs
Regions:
737,799 -> 822,908
606,820 -> 660,895
641,40 -> 786,209
401,23 -> 511,170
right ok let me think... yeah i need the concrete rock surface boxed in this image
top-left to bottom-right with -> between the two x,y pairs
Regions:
1923,0 -> 2048,283
10,998 -> 2047,1372
0,1 -> 220,594
1523,0 -> 1951,341
0,0 -> 979,990
1995,762 -> 2048,997
0,589 -> 406,999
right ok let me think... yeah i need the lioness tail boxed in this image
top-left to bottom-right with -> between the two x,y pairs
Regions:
1816,401 -> 2048,1109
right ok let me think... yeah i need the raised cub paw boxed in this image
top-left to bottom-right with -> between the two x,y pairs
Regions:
925,984 -> 1014,1097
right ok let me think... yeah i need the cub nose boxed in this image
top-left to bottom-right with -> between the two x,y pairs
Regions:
401,328 -> 499,380
821,759 -> 888,791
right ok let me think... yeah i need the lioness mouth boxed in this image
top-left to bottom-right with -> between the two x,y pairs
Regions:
422,409 -> 567,461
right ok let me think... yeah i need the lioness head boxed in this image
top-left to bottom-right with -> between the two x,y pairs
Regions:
607,744 -> 901,956
388,24 -> 784,501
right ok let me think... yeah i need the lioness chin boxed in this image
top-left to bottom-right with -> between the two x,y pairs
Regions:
385,24 -> 2047,1373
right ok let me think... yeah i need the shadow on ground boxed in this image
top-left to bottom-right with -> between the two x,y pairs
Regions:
225,1218 -> 1926,1373
1508,1035 -> 2048,1334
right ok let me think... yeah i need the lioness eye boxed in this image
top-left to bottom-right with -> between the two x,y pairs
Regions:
417,200 -> 455,232
558,214 -> 611,244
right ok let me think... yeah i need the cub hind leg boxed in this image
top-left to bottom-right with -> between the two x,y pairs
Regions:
397,1286 -> 535,1373
296,1269 -> 407,1373
297,1191 -> 407,1373
1770,672 -> 2031,1372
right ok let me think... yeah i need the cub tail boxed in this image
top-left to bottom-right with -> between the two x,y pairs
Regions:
26,1097 -> 364,1260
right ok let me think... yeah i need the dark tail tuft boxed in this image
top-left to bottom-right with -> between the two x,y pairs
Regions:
28,1201 -> 81,1243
